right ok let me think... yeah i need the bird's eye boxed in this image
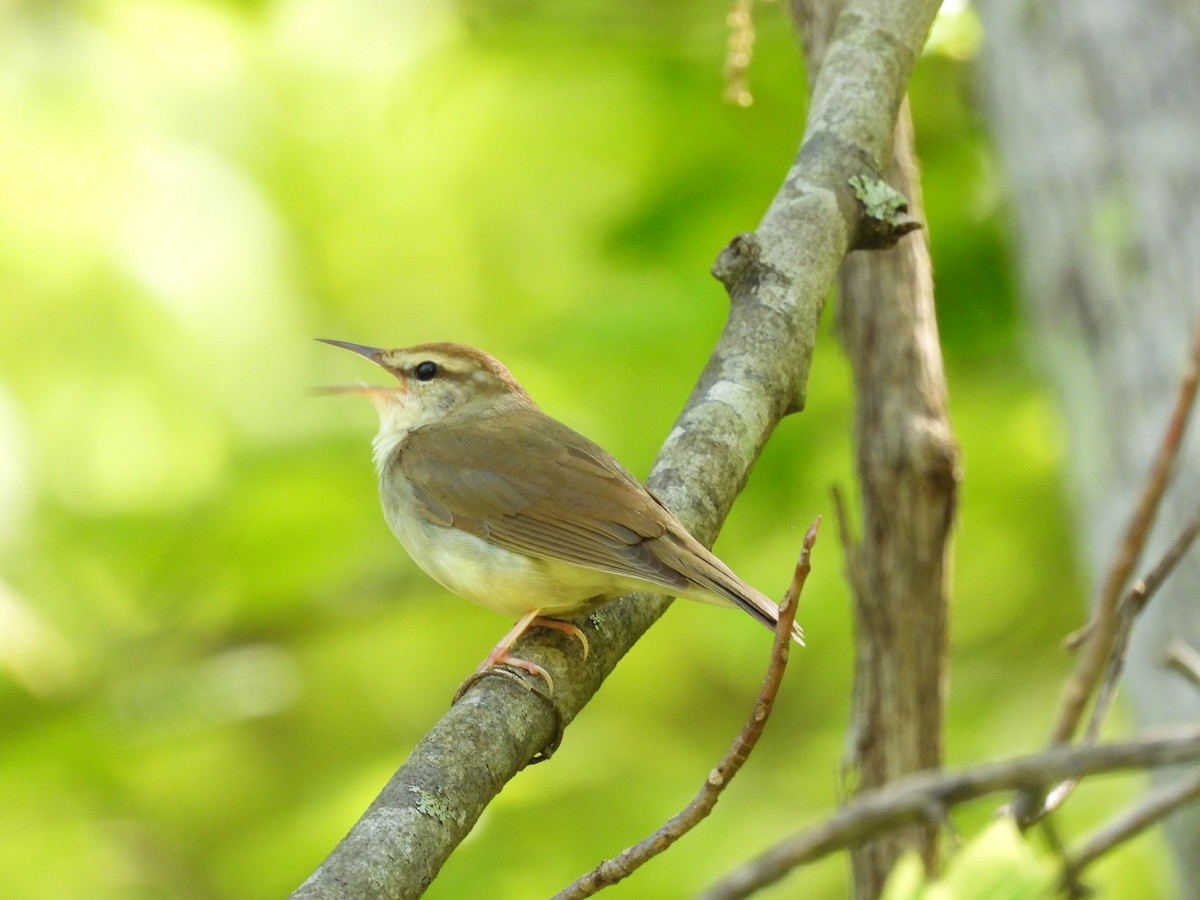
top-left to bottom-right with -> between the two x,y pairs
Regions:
414,360 -> 439,381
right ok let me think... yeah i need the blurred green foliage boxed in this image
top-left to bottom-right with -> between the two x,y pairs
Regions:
882,820 -> 1055,900
0,1 -> 1174,897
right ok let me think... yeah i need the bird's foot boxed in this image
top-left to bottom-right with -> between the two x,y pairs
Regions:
465,610 -> 591,698
451,659 -> 564,764
528,616 -> 590,661
478,647 -> 555,694
447,609 -> 590,763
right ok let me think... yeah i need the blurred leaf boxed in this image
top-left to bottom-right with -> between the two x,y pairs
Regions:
882,819 -> 1056,900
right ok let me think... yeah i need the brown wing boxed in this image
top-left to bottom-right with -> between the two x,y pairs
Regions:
395,408 -> 693,594
395,408 -> 803,645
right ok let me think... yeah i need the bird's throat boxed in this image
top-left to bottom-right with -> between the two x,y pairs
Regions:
371,426 -> 407,474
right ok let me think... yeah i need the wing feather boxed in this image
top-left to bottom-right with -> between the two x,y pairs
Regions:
397,410 -> 687,591
393,408 -> 803,644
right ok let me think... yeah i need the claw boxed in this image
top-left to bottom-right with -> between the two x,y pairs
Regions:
453,608 -> 580,763
483,652 -> 554,694
452,656 -> 563,764
531,617 -> 590,661
471,609 -> 590,698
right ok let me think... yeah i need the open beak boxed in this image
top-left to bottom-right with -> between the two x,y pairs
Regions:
314,339 -> 399,399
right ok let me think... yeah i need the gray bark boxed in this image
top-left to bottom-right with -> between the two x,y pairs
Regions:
976,0 -> 1200,892
792,2 -> 958,893
793,1 -> 958,893
837,103 -> 957,897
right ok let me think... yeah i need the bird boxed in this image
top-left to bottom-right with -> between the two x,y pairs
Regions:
319,339 -> 804,691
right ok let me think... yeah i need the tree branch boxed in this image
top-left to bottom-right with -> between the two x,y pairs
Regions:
292,1 -> 943,895
552,519 -> 819,899
794,1 -> 958,892
699,725 -> 1200,900
1048,317 -> 1200,745
1166,640 -> 1200,690
1085,498 -> 1200,745
1014,317 -> 1200,826
1027,498 -> 1200,828
1061,766 -> 1200,889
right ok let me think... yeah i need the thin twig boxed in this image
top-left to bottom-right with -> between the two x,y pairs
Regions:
1126,500 -> 1200,604
1061,766 -> 1200,889
1036,816 -> 1088,899
698,724 -> 1200,900
552,518 -> 821,900
1085,499 -> 1200,744
1165,641 -> 1200,690
1066,500 -> 1200,652
1016,318 -> 1200,826
1034,489 -> 1200,821
1054,317 -> 1200,741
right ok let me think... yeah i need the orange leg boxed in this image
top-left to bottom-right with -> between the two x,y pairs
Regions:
531,617 -> 590,660
478,609 -> 590,694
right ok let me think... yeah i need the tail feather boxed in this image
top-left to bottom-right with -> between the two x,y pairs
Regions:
650,530 -> 806,646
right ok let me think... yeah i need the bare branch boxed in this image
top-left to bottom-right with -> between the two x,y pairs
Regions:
796,0 -> 955,890
1061,766 -> 1200,888
553,519 -> 820,899
700,725 -> 1200,900
1030,497 -> 1200,824
1048,317 -> 1200,747
1165,641 -> 1200,691
1066,499 -> 1200,654
1127,501 -> 1200,606
1086,499 -> 1200,743
1011,318 -> 1200,828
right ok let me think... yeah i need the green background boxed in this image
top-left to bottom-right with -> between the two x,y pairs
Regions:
0,1 -> 1173,897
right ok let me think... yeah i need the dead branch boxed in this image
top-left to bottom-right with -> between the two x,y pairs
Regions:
553,519 -> 820,899
1061,766 -> 1200,890
1050,317 -> 1200,745
1014,317 -> 1200,827
700,725 -> 1200,900
1166,641 -> 1200,690
1086,499 -> 1200,744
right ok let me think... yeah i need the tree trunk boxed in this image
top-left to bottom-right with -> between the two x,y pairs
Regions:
837,101 -> 957,897
976,0 -> 1200,892
792,2 -> 958,894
